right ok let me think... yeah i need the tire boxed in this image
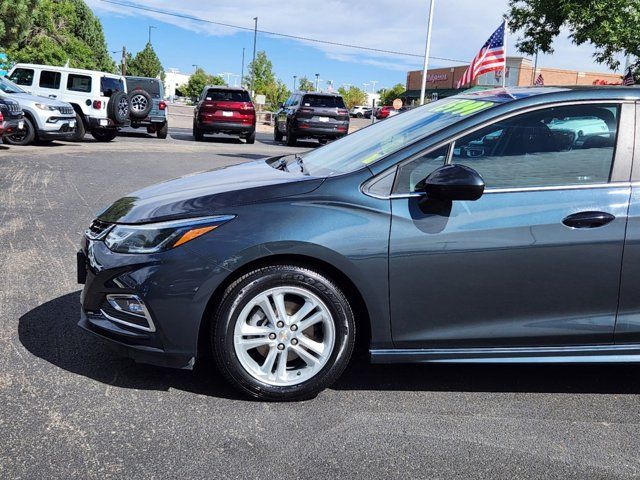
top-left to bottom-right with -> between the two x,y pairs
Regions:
70,112 -> 86,141
107,91 -> 130,125
274,124 -> 283,142
213,265 -> 356,401
318,138 -> 328,145
286,124 -> 297,147
90,129 -> 118,142
193,121 -> 204,141
129,90 -> 153,119
245,129 -> 256,144
356,112 -> 363,118
5,116 -> 36,146
157,122 -> 168,139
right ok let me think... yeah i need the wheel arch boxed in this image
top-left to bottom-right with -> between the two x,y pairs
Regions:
69,103 -> 87,125
196,253 -> 372,362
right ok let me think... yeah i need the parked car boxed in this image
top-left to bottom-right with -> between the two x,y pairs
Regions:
7,63 -> 129,142
193,85 -> 256,143
125,76 -> 168,139
0,95 -> 24,141
376,105 -> 399,120
274,92 -> 349,146
0,75 -> 76,145
350,105 -> 371,118
77,86 -> 640,401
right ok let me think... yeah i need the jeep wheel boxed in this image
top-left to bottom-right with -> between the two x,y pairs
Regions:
157,122 -> 168,139
90,129 -> 118,142
129,90 -> 153,119
70,113 -> 86,141
5,116 -> 35,146
107,91 -> 130,125
245,129 -> 256,144
274,124 -> 283,142
286,124 -> 297,147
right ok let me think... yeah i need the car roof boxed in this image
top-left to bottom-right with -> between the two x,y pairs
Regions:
11,63 -> 124,79
203,85 -> 248,92
126,76 -> 161,82
459,86 -> 640,104
294,91 -> 343,97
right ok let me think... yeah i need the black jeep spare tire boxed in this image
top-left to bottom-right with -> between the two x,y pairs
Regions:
129,89 -> 153,119
107,91 -> 130,125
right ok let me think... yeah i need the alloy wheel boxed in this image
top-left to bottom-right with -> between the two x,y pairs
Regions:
233,286 -> 336,387
130,94 -> 148,113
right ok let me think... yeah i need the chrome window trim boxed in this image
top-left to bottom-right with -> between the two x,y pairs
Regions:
362,99 -> 633,200
102,294 -> 156,333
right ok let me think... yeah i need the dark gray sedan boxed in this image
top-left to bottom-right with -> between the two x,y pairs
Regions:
78,86 -> 640,400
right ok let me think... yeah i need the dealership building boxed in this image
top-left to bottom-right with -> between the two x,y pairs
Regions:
402,56 -> 623,103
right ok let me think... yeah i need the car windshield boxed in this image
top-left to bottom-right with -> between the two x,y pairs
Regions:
301,95 -> 346,108
297,96 -> 498,177
126,78 -> 161,98
0,76 -> 26,94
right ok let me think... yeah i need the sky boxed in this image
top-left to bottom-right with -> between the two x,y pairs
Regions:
86,0 -> 626,92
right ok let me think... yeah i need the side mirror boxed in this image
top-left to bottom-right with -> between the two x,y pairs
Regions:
421,164 -> 485,201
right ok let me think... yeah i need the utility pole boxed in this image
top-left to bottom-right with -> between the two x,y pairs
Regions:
121,46 -> 127,76
148,25 -> 156,44
531,48 -> 539,85
315,73 -> 320,91
251,17 -> 258,94
293,75 -> 297,91
240,47 -> 245,88
419,0 -> 435,105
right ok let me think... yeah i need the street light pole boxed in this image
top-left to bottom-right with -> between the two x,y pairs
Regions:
148,25 -> 156,44
251,17 -> 258,94
293,75 -> 297,91
240,47 -> 245,88
315,73 -> 320,91
419,0 -> 435,105
370,80 -> 378,93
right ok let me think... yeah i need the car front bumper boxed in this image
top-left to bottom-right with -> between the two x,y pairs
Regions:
77,236 -> 223,369
38,117 -> 77,139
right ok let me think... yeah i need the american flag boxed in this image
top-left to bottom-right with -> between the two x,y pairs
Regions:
456,21 -> 507,89
534,73 -> 544,86
623,67 -> 635,86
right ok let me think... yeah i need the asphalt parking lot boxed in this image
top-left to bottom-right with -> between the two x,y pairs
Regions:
2,126 -> 640,479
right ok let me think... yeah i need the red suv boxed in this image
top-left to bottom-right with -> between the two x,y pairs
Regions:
376,106 -> 398,120
193,86 -> 256,143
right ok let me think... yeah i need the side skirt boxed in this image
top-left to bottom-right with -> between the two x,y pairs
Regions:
370,344 -> 640,364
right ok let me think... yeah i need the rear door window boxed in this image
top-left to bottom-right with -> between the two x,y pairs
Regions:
67,74 -> 92,92
9,68 -> 34,86
39,70 -> 61,89
205,89 -> 251,102
301,95 -> 346,108
100,77 -> 124,97
126,78 -> 161,98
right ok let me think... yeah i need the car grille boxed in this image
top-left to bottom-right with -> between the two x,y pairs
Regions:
59,106 -> 75,115
85,219 -> 112,240
0,103 -> 21,115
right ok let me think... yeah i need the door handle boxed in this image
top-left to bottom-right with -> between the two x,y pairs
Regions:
49,94 -> 57,98
562,211 -> 615,229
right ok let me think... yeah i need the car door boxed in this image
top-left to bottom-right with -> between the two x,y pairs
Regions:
389,102 -> 634,349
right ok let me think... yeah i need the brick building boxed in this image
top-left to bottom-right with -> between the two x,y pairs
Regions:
402,57 -> 623,104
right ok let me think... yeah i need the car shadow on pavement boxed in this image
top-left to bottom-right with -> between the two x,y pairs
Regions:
19,292 -> 640,399
18,291 -> 243,401
171,132 -> 245,144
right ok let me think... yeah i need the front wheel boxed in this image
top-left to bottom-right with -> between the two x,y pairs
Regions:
274,124 -> 283,142
5,116 -> 36,146
213,265 -> 356,401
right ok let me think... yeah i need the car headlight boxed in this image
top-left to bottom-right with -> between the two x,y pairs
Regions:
34,103 -> 56,111
103,215 -> 235,254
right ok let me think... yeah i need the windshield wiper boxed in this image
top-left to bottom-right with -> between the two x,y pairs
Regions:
273,157 -> 290,172
295,153 -> 308,175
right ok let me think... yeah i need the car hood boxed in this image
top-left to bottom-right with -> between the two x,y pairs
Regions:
10,92 -> 72,109
97,159 -> 324,224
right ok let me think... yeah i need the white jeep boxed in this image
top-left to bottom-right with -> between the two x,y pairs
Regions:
7,63 -> 130,142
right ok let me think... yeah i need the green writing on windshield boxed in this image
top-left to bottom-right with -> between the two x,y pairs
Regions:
429,99 -> 493,117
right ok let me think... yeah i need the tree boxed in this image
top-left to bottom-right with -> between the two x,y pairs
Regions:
244,51 -> 275,94
507,0 -> 640,72
6,0 -> 115,72
264,79 -> 290,109
379,83 -> 405,106
126,42 -> 164,79
337,86 -> 367,109
0,0 -> 36,50
297,76 -> 315,92
180,68 -> 225,102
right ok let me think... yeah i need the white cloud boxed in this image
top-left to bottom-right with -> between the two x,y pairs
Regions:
87,0 -> 625,74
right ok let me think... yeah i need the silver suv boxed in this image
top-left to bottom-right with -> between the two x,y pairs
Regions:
0,76 -> 76,145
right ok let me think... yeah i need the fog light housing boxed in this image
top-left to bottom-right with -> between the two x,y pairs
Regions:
103,294 -> 156,332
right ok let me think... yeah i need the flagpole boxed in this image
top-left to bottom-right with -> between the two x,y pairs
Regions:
502,19 -> 507,88
419,0 -> 435,105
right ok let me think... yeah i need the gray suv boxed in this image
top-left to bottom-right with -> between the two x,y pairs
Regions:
274,92 -> 349,146
125,77 -> 168,139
